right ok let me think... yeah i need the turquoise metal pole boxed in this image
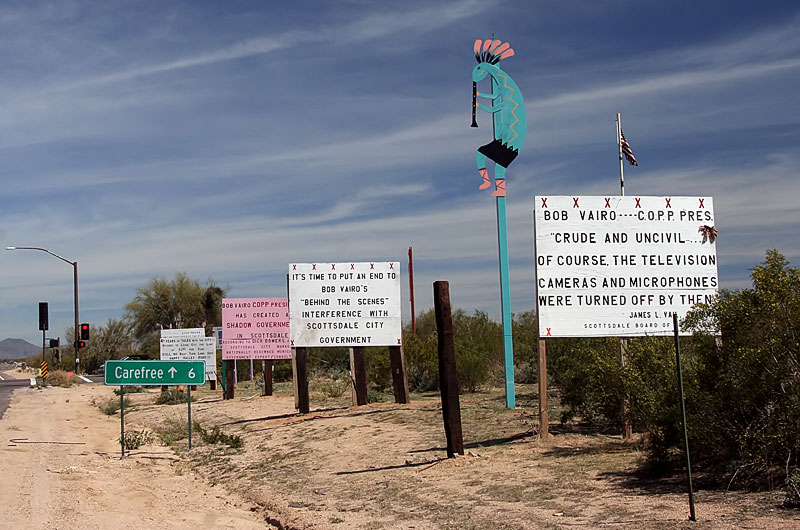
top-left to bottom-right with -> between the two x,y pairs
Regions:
496,195 -> 515,408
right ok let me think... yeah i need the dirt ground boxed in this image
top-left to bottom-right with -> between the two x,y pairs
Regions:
1,370 -> 798,530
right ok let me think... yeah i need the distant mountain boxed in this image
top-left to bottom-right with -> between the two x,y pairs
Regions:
0,338 -> 40,360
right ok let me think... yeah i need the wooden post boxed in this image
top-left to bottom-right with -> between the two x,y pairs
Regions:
292,350 -> 299,409
295,347 -> 310,414
433,281 -> 464,457
224,359 -> 235,400
262,360 -> 273,396
350,347 -> 368,406
209,378 -> 216,391
619,338 -> 633,440
538,338 -> 549,439
389,345 -> 410,404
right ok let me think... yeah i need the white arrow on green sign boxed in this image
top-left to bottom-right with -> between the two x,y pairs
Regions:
104,360 -> 206,386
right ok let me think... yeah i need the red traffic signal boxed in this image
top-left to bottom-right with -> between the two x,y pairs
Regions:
75,340 -> 87,349
80,323 -> 90,340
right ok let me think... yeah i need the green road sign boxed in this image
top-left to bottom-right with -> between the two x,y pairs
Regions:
104,360 -> 205,386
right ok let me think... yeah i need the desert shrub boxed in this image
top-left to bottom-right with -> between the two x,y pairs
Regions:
46,370 -> 81,387
113,385 -> 143,395
155,389 -> 195,405
366,346 -> 392,392
680,250 -> 800,481
512,311 -> 540,383
193,422 -> 243,449
154,415 -> 189,445
786,470 -> 800,507
456,348 -> 490,392
311,373 -> 351,398
120,430 -> 155,450
403,331 -> 439,391
100,397 -> 132,415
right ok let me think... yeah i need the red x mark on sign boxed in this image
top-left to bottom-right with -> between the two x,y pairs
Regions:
351,264 -> 355,270
292,264 -> 296,270
665,198 -> 672,208
291,339 -> 295,347
540,197 -> 548,208
389,263 -> 394,269
331,264 -> 336,270
635,198 -> 642,208
397,339 -> 401,345
546,328 -> 552,337
605,198 -> 611,208
312,264 -> 316,270
573,197 -> 580,208
370,263 -> 375,269
698,198 -> 705,208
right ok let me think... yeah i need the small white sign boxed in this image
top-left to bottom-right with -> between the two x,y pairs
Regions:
289,262 -> 402,347
534,196 -> 718,337
160,331 -> 216,381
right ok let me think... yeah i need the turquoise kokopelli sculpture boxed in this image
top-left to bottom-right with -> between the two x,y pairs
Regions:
472,38 -> 527,197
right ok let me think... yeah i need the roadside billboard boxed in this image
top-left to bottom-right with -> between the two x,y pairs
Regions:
534,196 -> 718,337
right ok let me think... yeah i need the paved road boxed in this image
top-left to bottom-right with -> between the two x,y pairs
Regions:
0,377 -> 33,420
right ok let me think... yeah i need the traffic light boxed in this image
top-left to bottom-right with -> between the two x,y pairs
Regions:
48,338 -> 59,348
80,323 -> 90,340
75,340 -> 87,349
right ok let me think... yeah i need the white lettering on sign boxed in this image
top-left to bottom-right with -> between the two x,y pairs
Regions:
114,365 -> 165,380
289,262 -> 402,347
221,297 -> 291,360
534,196 -> 718,338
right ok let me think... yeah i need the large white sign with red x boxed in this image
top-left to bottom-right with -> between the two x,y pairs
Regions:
289,262 -> 402,347
534,196 -> 718,338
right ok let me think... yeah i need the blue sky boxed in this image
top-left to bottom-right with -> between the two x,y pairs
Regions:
2,0 -> 798,345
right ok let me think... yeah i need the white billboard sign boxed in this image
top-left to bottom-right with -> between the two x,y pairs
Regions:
534,196 -> 718,337
289,262 -> 402,347
160,330 -> 216,381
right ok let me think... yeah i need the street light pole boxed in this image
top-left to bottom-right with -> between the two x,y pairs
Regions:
6,246 -> 81,374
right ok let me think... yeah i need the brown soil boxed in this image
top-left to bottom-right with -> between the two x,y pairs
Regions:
1,375 -> 798,529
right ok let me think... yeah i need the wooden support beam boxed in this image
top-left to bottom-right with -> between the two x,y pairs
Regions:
350,347 -> 368,406
262,360 -> 273,396
433,281 -> 464,457
389,345 -> 410,404
538,339 -> 549,439
295,347 -> 310,414
224,359 -> 235,400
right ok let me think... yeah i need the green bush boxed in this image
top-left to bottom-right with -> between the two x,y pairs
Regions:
193,422 -> 243,449
100,397 -> 132,415
114,386 -> 143,395
120,430 -> 155,450
154,415 -> 189,446
155,389 -> 195,405
786,469 -> 800,507
46,370 -> 81,387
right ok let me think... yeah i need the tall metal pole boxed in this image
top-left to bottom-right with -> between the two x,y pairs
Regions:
408,246 -> 416,335
493,76 -> 515,409
615,114 -> 632,439
6,246 -> 80,373
73,262 -> 80,374
673,313 -> 696,521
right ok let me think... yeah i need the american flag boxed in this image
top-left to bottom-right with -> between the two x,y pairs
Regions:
620,130 -> 638,166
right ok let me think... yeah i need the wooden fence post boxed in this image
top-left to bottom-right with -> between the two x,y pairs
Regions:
295,347 -> 310,414
262,360 -> 273,396
350,347 -> 368,406
389,345 -> 410,404
224,359 -> 235,400
433,281 -> 464,457
538,338 -> 549,439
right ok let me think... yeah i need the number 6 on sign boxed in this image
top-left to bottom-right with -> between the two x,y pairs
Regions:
188,368 -> 195,378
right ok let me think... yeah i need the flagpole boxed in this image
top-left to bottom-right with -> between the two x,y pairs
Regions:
616,111 -> 633,441
617,112 -> 625,197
